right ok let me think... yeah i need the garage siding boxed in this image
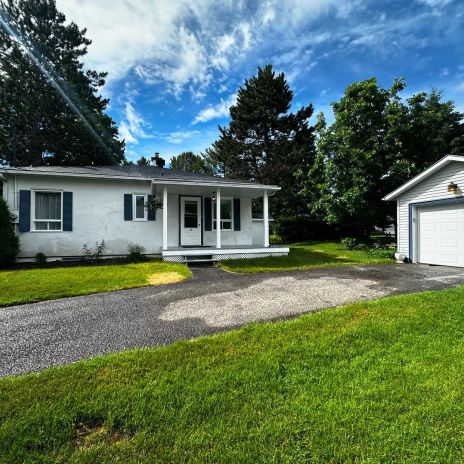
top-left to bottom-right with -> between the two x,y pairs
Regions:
397,161 -> 464,258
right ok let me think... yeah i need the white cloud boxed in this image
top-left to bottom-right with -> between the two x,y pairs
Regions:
118,121 -> 137,144
416,0 -> 453,7
134,26 -> 211,96
455,82 -> 464,93
193,93 -> 237,124
56,0 -> 360,97
217,83 -> 229,93
439,68 -> 450,77
119,101 -> 154,144
118,87 -> 154,144
166,130 -> 201,144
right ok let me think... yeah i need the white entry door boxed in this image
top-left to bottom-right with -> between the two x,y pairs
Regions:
180,197 -> 202,246
418,203 -> 464,267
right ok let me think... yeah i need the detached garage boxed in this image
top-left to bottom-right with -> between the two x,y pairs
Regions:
385,155 -> 464,268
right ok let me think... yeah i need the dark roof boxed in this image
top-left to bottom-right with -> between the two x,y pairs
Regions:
1,165 -> 259,185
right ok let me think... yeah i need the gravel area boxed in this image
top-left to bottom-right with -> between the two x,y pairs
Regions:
2,263 -> 464,377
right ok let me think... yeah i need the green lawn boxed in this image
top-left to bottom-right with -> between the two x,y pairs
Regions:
0,260 -> 191,307
1,287 -> 464,463
220,240 -> 395,272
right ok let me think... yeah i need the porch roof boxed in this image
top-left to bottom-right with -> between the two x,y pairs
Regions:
151,178 -> 279,199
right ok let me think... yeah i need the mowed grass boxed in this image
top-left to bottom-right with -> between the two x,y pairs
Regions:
220,240 -> 395,273
2,287 -> 464,463
0,260 -> 191,307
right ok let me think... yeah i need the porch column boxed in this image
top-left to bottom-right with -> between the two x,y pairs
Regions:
216,187 -> 221,249
163,186 -> 168,251
263,190 -> 269,248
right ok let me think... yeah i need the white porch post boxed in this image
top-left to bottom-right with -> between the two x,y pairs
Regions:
162,186 -> 168,251
216,187 -> 221,249
263,190 -> 270,248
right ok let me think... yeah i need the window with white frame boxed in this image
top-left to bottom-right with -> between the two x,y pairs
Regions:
33,191 -> 62,231
133,194 -> 147,221
213,198 -> 233,231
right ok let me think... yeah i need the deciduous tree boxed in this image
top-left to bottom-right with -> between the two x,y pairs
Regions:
309,79 -> 464,238
310,78 -> 406,239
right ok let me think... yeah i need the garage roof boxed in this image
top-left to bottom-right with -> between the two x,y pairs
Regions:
384,155 -> 464,201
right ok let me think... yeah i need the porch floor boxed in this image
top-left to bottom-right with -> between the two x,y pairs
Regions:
162,245 -> 289,263
165,245 -> 285,251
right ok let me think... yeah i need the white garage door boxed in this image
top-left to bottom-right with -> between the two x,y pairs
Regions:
418,203 -> 464,267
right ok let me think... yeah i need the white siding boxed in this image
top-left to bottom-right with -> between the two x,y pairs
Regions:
251,219 -> 276,246
396,161 -> 464,258
2,174 -> 255,259
252,219 -> 265,246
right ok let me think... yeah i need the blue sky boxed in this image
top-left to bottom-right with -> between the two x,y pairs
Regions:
56,0 -> 464,163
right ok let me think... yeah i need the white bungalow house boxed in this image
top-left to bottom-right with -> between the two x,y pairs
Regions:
0,164 -> 289,263
384,154 -> 464,268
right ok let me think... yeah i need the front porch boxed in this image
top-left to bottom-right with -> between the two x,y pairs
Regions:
162,245 -> 290,263
151,176 -> 287,262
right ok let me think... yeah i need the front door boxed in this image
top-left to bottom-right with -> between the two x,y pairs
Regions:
180,197 -> 202,246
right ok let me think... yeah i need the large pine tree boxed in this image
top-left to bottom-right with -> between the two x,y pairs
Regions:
0,0 -> 125,166
205,65 -> 316,215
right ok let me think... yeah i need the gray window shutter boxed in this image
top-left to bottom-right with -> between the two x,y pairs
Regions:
233,198 -> 241,231
204,197 -> 212,231
147,194 -> 156,221
63,192 -> 73,231
124,194 -> 133,221
19,190 -> 31,232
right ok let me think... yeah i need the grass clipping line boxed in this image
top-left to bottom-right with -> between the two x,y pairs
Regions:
146,271 -> 186,285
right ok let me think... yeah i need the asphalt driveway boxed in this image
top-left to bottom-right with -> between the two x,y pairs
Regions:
2,263 -> 464,377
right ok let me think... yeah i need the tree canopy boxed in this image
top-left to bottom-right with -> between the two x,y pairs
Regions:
309,79 -> 400,237
0,0 -> 125,166
136,156 -> 150,166
307,78 -> 464,238
170,151 -> 213,175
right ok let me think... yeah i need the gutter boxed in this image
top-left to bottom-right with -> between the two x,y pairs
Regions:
0,169 -> 154,182
151,179 -> 281,190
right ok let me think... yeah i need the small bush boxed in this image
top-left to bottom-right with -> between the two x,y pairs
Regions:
128,243 -> 146,263
35,252 -> 47,265
95,240 -> 106,259
82,243 -> 92,261
341,237 -> 358,250
82,240 -> 106,261
0,196 -> 19,266
367,247 -> 396,260
269,233 -> 283,244
371,238 -> 396,249
368,241 -> 396,259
